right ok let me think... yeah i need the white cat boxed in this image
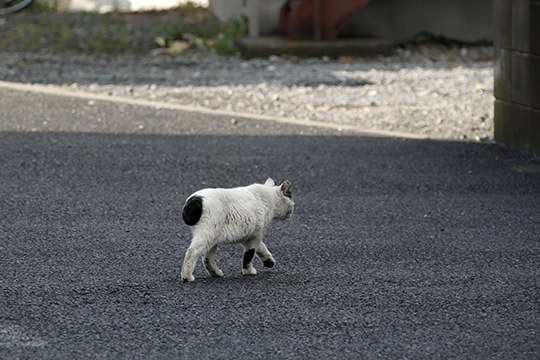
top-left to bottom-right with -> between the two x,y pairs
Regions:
181,178 -> 294,283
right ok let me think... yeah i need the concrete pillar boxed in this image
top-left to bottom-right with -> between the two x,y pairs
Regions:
494,0 -> 540,155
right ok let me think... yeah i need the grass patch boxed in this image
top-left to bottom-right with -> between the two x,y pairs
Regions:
29,0 -> 60,12
0,7 -> 247,55
56,14 -> 135,53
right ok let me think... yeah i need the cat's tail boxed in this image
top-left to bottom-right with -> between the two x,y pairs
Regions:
182,196 -> 203,226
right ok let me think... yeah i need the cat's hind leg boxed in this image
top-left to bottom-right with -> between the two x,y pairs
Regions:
256,242 -> 276,268
203,245 -> 224,278
181,237 -> 211,283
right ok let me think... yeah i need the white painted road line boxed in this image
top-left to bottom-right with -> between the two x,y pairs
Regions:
0,80 -> 426,139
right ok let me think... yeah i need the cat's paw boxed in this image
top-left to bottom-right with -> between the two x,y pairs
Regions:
262,259 -> 276,268
210,269 -> 224,278
242,266 -> 257,276
182,274 -> 195,283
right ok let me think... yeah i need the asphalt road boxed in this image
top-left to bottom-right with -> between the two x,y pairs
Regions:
1,86 -> 539,359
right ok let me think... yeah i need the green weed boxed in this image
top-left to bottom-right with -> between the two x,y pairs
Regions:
212,15 -> 248,56
480,113 -> 489,123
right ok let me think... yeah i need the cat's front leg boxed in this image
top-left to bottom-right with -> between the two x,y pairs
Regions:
242,247 -> 257,275
256,242 -> 276,268
242,237 -> 259,276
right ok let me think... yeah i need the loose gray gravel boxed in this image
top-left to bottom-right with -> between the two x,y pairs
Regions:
0,45 -> 494,140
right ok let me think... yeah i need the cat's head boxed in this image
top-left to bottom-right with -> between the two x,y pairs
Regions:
265,178 -> 294,220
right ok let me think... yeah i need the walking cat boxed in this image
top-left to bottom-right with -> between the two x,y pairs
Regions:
181,178 -> 294,283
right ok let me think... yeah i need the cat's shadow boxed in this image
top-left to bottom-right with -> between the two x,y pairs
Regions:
168,270 -> 284,289
198,272 -> 276,285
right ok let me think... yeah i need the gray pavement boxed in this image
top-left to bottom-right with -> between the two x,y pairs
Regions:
1,86 -> 539,359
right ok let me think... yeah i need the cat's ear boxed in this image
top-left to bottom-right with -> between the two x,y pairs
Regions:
280,180 -> 292,198
265,178 -> 275,186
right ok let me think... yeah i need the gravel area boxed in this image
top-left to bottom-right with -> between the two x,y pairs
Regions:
0,45 -> 494,140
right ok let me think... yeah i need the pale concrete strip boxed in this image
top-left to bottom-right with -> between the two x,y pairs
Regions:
0,80 -> 426,139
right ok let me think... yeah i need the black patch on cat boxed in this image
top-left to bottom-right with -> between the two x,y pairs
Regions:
243,249 -> 256,269
182,196 -> 203,226
263,259 -> 275,268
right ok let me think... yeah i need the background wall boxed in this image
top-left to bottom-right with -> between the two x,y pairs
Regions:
347,0 -> 492,43
209,0 -> 493,43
